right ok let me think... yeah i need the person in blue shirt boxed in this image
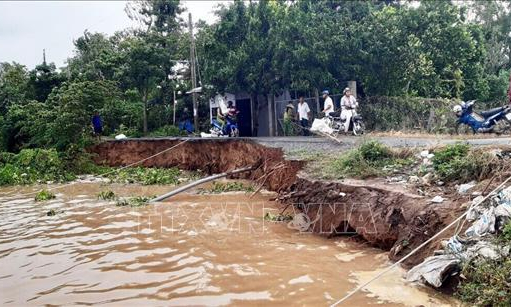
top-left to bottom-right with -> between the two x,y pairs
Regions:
91,111 -> 103,138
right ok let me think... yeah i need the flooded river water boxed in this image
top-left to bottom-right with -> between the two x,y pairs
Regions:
0,183 -> 456,306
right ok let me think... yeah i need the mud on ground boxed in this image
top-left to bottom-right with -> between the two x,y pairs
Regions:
90,138 -> 477,267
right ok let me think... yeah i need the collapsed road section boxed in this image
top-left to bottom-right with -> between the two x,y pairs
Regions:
90,138 -> 463,267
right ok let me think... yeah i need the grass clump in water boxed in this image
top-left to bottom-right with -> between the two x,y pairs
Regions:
35,189 -> 56,201
98,190 -> 116,200
115,196 -> 151,207
329,141 -> 414,179
264,212 -> 293,222
105,167 -> 181,185
199,181 -> 255,194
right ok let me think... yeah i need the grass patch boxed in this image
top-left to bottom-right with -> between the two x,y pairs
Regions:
104,167 -> 182,185
98,190 -> 117,200
457,258 -> 511,306
432,143 -> 497,182
198,181 -> 255,194
0,149 -> 75,186
35,189 -> 56,201
115,196 -> 152,207
328,141 -> 415,179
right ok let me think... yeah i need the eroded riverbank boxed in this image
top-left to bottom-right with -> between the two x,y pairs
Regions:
0,183 -> 456,306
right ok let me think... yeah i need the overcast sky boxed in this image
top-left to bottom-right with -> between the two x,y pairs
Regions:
0,1 -> 228,69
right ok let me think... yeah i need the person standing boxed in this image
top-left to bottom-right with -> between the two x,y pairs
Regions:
340,87 -> 358,133
297,96 -> 311,136
283,102 -> 295,136
91,111 -> 103,140
322,90 -> 334,117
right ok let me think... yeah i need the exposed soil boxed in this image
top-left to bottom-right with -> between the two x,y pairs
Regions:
90,138 -> 465,267
90,138 -> 303,193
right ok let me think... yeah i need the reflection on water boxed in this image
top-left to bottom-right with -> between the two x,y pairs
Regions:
0,183 -> 456,306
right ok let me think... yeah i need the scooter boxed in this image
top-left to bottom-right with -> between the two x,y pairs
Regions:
210,116 -> 239,137
326,110 -> 365,135
453,100 -> 511,134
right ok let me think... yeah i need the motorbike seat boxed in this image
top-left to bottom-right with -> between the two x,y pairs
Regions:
329,111 -> 341,118
479,107 -> 505,119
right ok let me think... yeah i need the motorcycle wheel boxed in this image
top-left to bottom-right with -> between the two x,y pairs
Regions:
355,122 -> 365,135
230,127 -> 239,137
494,120 -> 511,135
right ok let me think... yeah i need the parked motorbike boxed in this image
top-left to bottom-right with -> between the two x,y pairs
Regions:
210,116 -> 239,137
326,110 -> 365,135
453,100 -> 511,134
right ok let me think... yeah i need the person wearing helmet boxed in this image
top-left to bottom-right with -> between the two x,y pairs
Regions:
340,87 -> 358,133
453,105 -> 463,117
322,90 -> 334,117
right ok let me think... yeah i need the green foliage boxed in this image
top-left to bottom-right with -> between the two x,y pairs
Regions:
330,141 -> 413,179
0,149 -> 75,185
457,258 -> 511,307
105,167 -> 181,185
432,144 -> 495,182
502,221 -> 511,243
116,196 -> 151,207
98,190 -> 117,201
359,96 -> 456,133
358,140 -> 392,162
199,181 -> 255,194
148,125 -> 187,137
35,189 -> 56,202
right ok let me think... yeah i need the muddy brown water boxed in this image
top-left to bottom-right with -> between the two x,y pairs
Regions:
0,183 -> 457,306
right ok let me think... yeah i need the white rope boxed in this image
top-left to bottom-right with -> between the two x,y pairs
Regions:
330,175 -> 511,306
3,139 -> 190,199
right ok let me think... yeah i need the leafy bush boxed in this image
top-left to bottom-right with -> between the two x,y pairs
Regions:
432,144 -> 494,182
457,258 -> 511,306
149,125 -> 187,137
0,149 -> 75,185
331,141 -> 413,179
35,189 -> 56,201
358,140 -> 392,161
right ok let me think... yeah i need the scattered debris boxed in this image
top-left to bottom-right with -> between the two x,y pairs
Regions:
430,195 -> 444,203
407,185 -> 511,288
458,181 -> 477,194
115,134 -> 127,140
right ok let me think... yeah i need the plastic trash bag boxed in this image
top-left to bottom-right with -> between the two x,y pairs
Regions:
406,254 -> 460,287
310,118 -> 333,135
465,207 -> 496,237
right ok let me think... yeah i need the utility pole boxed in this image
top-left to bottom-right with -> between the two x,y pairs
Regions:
173,89 -> 177,125
188,13 -> 199,132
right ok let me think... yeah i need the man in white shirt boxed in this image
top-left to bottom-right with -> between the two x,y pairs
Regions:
322,90 -> 334,117
340,87 -> 358,133
296,96 -> 311,136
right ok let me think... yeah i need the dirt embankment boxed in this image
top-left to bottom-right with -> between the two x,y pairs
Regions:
91,138 -> 461,267
90,138 -> 302,192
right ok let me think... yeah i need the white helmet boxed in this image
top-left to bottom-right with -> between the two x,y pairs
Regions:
453,105 -> 462,113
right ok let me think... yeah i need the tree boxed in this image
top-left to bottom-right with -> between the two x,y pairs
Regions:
28,59 -> 65,102
0,62 -> 30,114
